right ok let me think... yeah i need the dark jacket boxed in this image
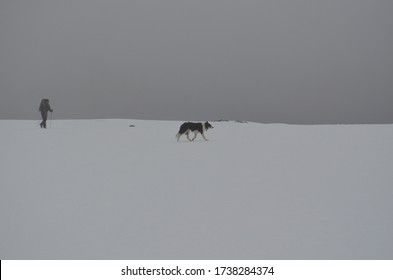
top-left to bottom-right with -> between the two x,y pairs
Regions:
39,99 -> 52,113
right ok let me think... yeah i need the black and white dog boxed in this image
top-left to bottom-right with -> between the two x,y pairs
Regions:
176,121 -> 213,141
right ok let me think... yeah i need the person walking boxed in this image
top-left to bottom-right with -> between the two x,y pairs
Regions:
39,99 -> 53,128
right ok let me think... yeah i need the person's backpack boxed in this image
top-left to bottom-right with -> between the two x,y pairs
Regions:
39,99 -> 49,112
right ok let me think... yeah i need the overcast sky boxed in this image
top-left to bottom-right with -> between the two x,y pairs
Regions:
1,0 -> 392,123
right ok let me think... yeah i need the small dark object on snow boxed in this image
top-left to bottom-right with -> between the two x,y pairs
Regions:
214,119 -> 230,122
129,125 -> 135,127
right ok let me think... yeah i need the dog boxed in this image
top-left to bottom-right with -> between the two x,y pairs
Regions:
176,121 -> 213,141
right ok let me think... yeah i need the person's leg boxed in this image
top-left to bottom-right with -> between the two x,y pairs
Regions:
42,112 -> 48,128
40,112 -> 45,128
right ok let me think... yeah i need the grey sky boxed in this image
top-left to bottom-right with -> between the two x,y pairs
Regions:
1,0 -> 392,124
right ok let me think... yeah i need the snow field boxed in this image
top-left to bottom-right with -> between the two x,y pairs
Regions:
1,119 -> 393,259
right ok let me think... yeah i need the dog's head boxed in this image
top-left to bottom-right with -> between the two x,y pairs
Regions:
204,121 -> 214,130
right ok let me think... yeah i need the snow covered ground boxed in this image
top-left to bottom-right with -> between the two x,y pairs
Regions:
1,119 -> 393,259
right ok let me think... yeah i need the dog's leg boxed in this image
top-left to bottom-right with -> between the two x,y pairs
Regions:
201,132 -> 208,141
186,130 -> 192,141
176,133 -> 182,141
191,131 -> 198,141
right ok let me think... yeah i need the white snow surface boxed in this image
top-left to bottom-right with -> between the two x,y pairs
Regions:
1,119 -> 393,259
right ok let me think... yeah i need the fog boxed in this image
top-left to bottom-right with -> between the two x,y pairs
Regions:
1,0 -> 392,123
